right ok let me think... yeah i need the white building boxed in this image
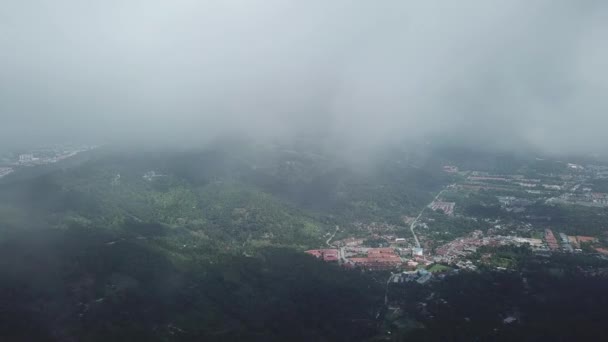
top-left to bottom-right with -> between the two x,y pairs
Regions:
19,154 -> 34,163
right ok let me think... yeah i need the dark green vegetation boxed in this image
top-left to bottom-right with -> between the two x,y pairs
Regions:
0,227 -> 383,341
0,143 -> 452,246
524,203 -> 608,236
424,209 -> 488,242
0,142 -> 449,341
2,143 -> 608,341
426,264 -> 452,273
472,245 -> 533,270
388,255 -> 608,341
590,178 -> 608,193
443,187 -> 608,237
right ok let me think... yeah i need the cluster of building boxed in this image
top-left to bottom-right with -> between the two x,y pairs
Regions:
497,196 -> 534,213
558,233 -> 573,252
442,165 -> 459,173
352,221 -> 399,234
453,260 -> 477,271
542,228 -> 600,253
587,165 -> 608,178
434,230 -> 546,265
344,247 -> 403,270
307,162 -> 608,277
595,248 -> 608,256
590,193 -> 608,205
468,176 -> 509,182
432,227 -> 605,268
305,249 -> 339,262
446,166 -> 608,257
461,163 -> 608,209
332,237 -> 365,247
143,171 -> 167,181
306,245 -> 435,271
392,269 -> 433,285
0,167 -> 14,178
18,154 -> 35,164
458,171 -> 569,195
550,192 -> 608,207
562,234 -> 597,252
2,145 -> 95,168
15,151 -> 78,166
569,235 -> 598,247
310,224 -> 604,273
429,201 -> 455,215
544,229 -> 559,250
308,228 -> 605,275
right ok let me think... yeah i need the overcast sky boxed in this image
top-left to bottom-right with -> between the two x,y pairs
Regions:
1,0 -> 607,154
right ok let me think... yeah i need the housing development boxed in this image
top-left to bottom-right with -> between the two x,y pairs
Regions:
306,159 -> 608,287
0,144 -> 95,178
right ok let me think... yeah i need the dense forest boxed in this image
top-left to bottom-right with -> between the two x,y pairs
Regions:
387,247 -> 608,341
0,226 -> 383,341
0,144 -> 446,341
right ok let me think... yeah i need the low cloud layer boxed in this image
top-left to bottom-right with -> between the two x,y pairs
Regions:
1,0 -> 607,154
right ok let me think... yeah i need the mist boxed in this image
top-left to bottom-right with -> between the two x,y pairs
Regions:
1,0 -> 607,155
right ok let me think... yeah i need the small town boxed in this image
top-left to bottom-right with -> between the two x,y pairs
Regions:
306,160 -> 608,287
0,144 -> 96,179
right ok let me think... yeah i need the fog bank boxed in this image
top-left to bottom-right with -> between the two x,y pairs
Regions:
1,0 -> 607,155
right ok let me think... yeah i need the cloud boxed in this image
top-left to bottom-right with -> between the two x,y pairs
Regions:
1,0 -> 607,155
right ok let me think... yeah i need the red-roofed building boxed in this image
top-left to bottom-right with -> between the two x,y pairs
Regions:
576,236 -> 598,243
347,248 -> 403,270
305,250 -> 322,258
595,248 -> 608,255
545,229 -> 559,250
443,165 -> 459,173
305,249 -> 339,262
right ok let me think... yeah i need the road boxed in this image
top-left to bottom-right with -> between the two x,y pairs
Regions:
409,187 -> 450,248
386,186 -> 450,306
384,273 -> 396,305
326,226 -> 339,247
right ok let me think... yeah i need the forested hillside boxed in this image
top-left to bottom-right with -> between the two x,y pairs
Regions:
0,143 -> 447,341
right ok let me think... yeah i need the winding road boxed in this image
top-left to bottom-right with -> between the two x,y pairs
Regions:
409,186 -> 450,248
385,185 -> 452,307
326,226 -> 339,247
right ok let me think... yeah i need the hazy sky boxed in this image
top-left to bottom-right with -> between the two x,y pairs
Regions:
1,0 -> 607,154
